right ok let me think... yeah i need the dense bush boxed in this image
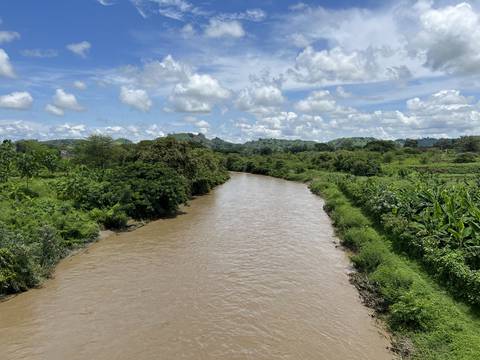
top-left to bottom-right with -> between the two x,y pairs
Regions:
454,152 -> 477,163
109,162 -> 189,219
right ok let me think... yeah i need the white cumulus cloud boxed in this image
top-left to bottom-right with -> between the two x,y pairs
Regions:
49,89 -> 84,112
409,2 -> 480,75
0,92 -> 33,110
119,86 -> 152,112
236,75 -> 285,116
170,73 -> 230,113
290,46 -> 378,84
295,90 -> 338,113
0,49 -> 15,78
205,19 -> 245,38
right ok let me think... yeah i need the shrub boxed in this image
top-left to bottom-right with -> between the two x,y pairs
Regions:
110,162 -> 189,219
352,241 -> 389,273
390,290 -> 435,331
454,152 -> 477,163
90,204 -> 128,230
371,263 -> 414,305
332,204 -> 370,230
343,227 -> 380,251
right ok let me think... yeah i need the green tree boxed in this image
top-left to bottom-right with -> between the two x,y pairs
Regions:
314,143 -> 334,152
456,136 -> 480,153
0,140 -> 17,182
74,135 -> 115,169
364,140 -> 397,153
404,139 -> 418,148
41,151 -> 60,174
17,153 -> 40,188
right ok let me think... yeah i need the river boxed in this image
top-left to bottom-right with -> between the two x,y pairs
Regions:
0,173 -> 392,360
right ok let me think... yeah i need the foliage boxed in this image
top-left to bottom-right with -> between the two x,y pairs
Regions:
309,178 -> 480,359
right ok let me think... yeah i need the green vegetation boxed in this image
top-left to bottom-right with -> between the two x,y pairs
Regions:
223,135 -> 480,359
3,131 -> 480,358
0,135 -> 228,296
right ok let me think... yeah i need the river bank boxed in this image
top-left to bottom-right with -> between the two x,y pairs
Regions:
0,173 -> 392,360
232,168 -> 480,360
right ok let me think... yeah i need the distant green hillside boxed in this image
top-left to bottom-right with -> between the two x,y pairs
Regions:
33,133 -> 467,153
327,137 -> 376,149
168,133 -> 241,152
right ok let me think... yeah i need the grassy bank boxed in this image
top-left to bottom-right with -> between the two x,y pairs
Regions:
309,176 -> 480,359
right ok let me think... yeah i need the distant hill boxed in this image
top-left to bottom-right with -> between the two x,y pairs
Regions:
327,137 -> 376,149
242,138 -> 318,153
168,133 -> 242,152
33,133 -> 466,153
169,134 -> 323,153
41,139 -> 84,151
113,138 -> 133,145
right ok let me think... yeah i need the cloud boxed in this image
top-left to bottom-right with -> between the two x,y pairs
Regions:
102,55 -> 191,92
0,92 -> 33,110
52,123 -> 87,137
0,120 -> 43,140
290,46 -> 378,84
0,49 -> 15,78
336,86 -> 351,98
119,86 -> 152,112
217,9 -> 266,22
235,74 -> 285,115
181,23 -> 195,38
386,65 -> 412,81
0,31 -> 20,44
205,19 -> 245,38
170,73 -> 230,113
97,0 -> 115,5
184,116 -> 210,133
131,0 -> 202,20
409,2 -> 480,75
234,111 -> 301,139
287,89 -> 480,141
0,120 -> 166,141
289,3 -> 309,12
233,88 -> 480,142
20,49 -> 59,58
45,104 -> 65,117
406,89 -> 473,114
73,81 -> 87,90
294,90 -> 338,113
66,41 -> 91,58
50,89 -> 84,112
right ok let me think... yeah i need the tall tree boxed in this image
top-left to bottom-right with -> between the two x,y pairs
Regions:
74,135 -> 115,169
0,140 -> 17,182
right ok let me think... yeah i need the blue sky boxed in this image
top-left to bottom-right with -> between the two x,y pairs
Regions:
1,0 -> 480,142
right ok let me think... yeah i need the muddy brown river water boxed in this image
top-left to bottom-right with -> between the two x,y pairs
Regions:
0,173 -> 392,360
